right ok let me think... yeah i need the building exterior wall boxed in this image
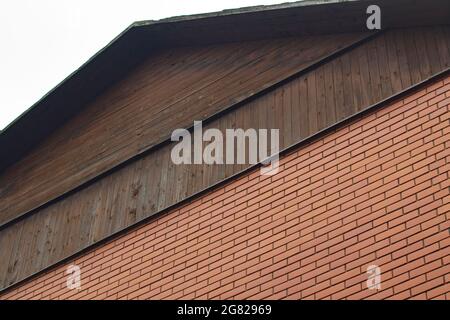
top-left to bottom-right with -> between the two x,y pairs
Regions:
1,75 -> 449,300
1,27 -> 449,290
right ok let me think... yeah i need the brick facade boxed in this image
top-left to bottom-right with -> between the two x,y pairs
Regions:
1,76 -> 449,300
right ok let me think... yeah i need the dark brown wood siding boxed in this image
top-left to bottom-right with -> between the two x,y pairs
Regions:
0,32 -> 367,226
0,26 -> 449,289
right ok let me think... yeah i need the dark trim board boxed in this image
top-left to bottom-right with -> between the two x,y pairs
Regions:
1,67 -> 448,295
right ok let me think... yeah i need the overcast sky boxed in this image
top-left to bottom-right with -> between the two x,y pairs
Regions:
0,0 -> 295,130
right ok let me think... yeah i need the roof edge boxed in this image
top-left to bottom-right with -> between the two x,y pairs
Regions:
0,21 -> 137,134
0,0 -> 354,135
132,0 -> 358,27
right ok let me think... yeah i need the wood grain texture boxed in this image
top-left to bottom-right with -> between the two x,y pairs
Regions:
0,32 -> 367,226
0,26 -> 449,290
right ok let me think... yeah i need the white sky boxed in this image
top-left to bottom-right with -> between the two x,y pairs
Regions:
0,0 -> 296,130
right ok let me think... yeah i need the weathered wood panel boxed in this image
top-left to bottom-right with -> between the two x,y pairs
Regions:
0,26 -> 449,290
0,32 -> 368,226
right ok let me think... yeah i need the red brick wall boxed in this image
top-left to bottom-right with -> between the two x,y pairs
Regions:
1,76 -> 449,300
